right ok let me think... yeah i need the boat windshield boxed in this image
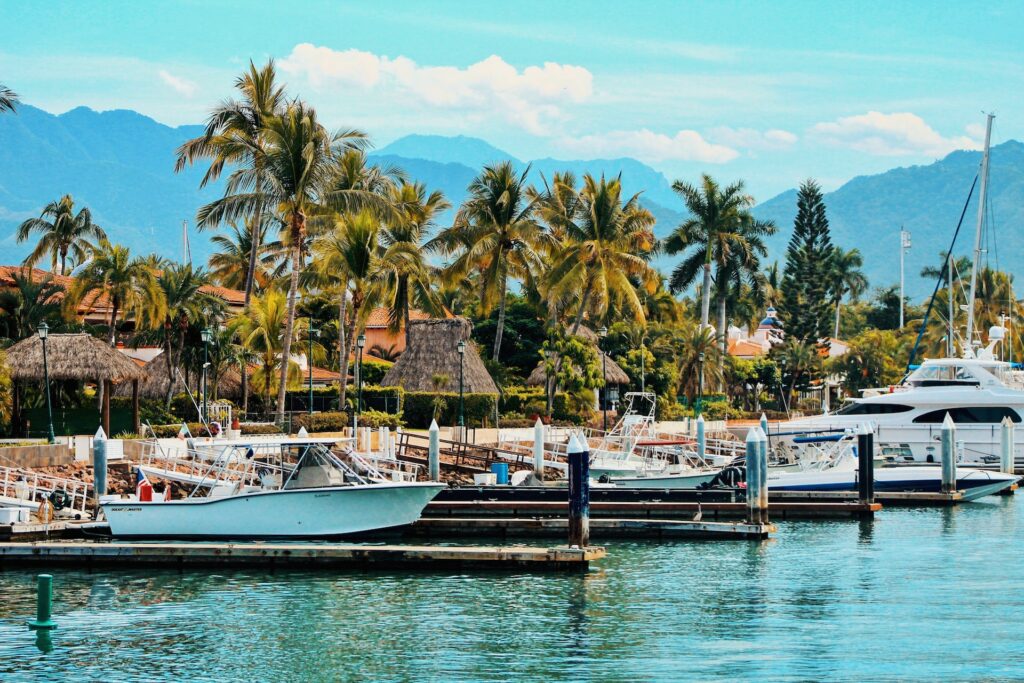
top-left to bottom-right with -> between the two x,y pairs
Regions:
905,363 -> 982,387
835,402 -> 913,415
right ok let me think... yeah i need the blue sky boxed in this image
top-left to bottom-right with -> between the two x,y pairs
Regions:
2,0 -> 1021,200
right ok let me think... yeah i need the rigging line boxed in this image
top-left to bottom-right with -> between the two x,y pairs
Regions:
907,174 -> 978,371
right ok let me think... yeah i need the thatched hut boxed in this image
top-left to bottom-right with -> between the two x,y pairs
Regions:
5,333 -> 146,436
114,352 -> 243,401
381,318 -> 498,394
525,326 -> 631,387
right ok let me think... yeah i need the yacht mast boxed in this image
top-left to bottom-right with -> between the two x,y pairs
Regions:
964,113 -> 994,356
947,252 -> 954,357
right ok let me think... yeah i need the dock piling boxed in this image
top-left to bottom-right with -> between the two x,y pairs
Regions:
533,417 -> 545,481
26,574 -> 57,631
567,434 -> 590,548
856,423 -> 875,504
746,428 -> 768,525
696,414 -> 706,461
428,420 -> 440,482
1001,417 -> 1014,475
92,427 -> 107,503
941,413 -> 957,493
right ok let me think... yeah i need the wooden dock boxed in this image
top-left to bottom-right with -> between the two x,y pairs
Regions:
410,517 -> 774,540
426,499 -> 877,520
0,541 -> 603,571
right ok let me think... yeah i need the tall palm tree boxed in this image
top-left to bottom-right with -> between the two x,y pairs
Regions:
0,84 -> 17,113
542,174 -> 657,332
431,161 -> 543,360
666,175 -> 774,330
197,101 -> 376,418
17,195 -> 107,274
175,60 -> 286,307
233,289 -> 303,415
382,181 -> 449,347
827,247 -> 868,338
312,209 -> 387,408
66,239 -> 159,346
0,271 -> 64,340
141,263 -> 223,406
208,218 -> 284,289
675,325 -> 723,404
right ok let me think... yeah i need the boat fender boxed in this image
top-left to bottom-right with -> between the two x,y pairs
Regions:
598,474 -> 611,484
47,490 -> 71,511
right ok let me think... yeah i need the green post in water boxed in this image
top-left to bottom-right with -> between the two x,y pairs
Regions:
27,574 -> 57,631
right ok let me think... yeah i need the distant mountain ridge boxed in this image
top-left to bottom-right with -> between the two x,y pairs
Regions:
0,105 -> 1020,294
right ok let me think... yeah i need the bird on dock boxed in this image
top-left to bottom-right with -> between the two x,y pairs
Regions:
692,502 -> 703,522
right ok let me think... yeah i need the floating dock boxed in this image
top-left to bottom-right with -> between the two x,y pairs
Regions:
410,517 -> 773,540
0,541 -> 603,571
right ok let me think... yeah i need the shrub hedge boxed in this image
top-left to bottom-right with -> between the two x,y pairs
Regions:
292,411 -> 349,433
402,392 -> 497,428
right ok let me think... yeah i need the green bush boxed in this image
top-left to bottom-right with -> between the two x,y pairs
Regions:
241,422 -> 283,435
361,359 -> 391,385
292,411 -> 350,433
656,396 -> 691,421
149,422 -> 205,438
110,397 -> 177,426
699,401 -> 744,421
357,409 -> 403,429
354,384 -> 404,413
402,392 -> 497,428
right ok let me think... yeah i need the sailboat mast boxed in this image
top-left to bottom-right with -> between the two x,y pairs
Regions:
947,252 -> 954,357
964,113 -> 994,356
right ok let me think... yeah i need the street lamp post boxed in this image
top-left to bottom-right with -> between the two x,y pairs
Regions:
307,320 -> 317,415
457,340 -> 466,434
599,326 -> 608,432
696,351 -> 705,418
38,322 -> 55,444
356,334 -> 365,419
200,327 -> 213,424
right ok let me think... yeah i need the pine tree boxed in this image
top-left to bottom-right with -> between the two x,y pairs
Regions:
780,180 -> 834,346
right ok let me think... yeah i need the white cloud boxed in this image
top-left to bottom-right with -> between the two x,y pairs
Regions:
279,44 -> 592,135
708,126 -> 797,151
810,111 -> 981,157
157,69 -> 198,97
557,129 -> 739,164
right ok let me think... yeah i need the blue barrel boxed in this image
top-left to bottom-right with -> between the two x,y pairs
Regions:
490,462 -> 509,485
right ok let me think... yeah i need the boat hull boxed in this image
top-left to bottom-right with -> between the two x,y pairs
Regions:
609,472 -> 719,489
767,466 -> 1018,498
101,483 -> 445,539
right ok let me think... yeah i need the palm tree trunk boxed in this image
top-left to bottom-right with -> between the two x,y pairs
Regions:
244,209 -> 262,307
403,277 -> 412,351
718,293 -> 727,362
834,301 -> 841,339
275,243 -> 301,420
241,356 -> 250,417
345,294 -> 364,410
546,284 -> 594,414
491,274 -> 509,361
699,262 -> 712,329
163,332 -> 176,408
337,288 -> 349,409
59,247 -> 67,276
107,300 -> 120,347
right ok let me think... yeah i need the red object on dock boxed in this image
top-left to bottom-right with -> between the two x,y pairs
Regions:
137,479 -> 153,502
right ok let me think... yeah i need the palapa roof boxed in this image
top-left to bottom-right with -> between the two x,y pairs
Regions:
526,325 -> 631,386
5,333 -> 145,383
381,318 -> 498,394
114,351 -> 244,399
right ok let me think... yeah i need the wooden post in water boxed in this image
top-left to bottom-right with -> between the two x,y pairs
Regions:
428,419 -> 440,482
567,434 -> 590,548
941,413 -> 957,494
746,427 -> 767,525
857,423 -> 875,504
1001,417 -> 1015,475
533,417 -> 545,482
696,414 -> 706,461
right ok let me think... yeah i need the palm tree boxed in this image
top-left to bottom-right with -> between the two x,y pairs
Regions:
208,218 -> 283,289
0,271 -> 65,340
431,161 -> 544,360
197,101 -> 377,419
312,209 -> 387,408
666,175 -> 774,330
141,263 -> 223,406
827,247 -> 868,338
381,181 -> 449,347
175,60 -> 287,307
0,84 -> 17,113
233,289 -> 303,415
675,325 -> 723,404
66,239 -> 159,346
17,195 -> 107,274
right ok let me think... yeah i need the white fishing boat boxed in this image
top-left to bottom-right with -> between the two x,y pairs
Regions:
101,437 -> 444,539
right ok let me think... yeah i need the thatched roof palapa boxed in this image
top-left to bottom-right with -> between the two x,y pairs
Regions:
381,318 -> 499,394
114,351 -> 242,399
526,325 -> 631,386
5,333 -> 145,383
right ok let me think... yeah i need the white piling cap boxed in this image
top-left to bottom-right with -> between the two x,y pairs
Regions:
1002,416 -> 1014,427
428,419 -> 439,433
534,417 -> 544,429
94,426 -> 107,440
857,422 -> 872,435
745,427 -> 760,443
567,433 -> 585,454
942,412 -> 956,429
760,413 -> 768,423
178,422 -> 189,437
696,414 -> 705,424
754,425 -> 768,442
297,426 -> 309,438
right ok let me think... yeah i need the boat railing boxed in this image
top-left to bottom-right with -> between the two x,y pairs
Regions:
0,465 -> 90,516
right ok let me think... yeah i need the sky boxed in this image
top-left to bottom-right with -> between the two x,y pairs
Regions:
2,0 -> 1022,200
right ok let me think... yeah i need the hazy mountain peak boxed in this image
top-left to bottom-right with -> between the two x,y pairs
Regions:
374,134 -> 521,169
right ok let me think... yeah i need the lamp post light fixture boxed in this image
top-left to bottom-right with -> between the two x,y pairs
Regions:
307,320 -> 318,415
200,327 -> 213,425
696,351 -> 705,418
457,340 -> 466,433
356,333 -> 366,418
38,322 -> 55,444
599,326 -> 609,432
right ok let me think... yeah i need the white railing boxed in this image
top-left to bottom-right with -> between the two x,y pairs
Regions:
0,465 -> 90,516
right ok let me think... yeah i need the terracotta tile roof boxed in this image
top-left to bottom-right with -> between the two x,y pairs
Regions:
364,307 -> 450,327
727,339 -> 767,357
200,284 -> 245,305
0,265 -> 109,314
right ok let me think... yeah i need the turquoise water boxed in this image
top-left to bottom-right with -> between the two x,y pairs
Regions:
2,496 -> 1023,682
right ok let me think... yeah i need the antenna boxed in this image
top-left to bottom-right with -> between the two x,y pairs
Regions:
964,113 -> 994,356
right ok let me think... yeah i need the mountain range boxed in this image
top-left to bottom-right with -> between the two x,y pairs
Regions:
0,103 -> 1020,296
